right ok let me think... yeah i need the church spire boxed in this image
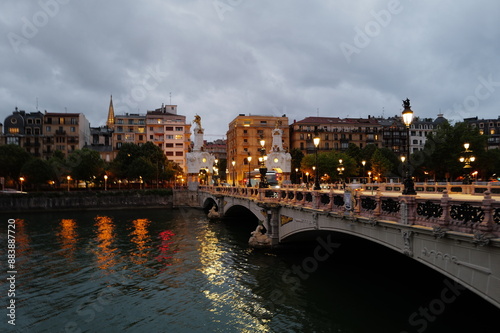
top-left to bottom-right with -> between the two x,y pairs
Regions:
106,95 -> 115,128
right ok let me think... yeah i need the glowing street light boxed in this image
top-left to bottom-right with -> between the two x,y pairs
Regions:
313,134 -> 321,190
402,98 -> 416,195
104,175 -> 108,191
67,175 -> 71,192
19,177 -> 24,192
231,159 -> 236,187
247,155 -> 252,187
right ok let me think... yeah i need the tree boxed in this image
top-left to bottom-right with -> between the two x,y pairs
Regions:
68,149 -> 105,188
20,158 -> 55,190
0,144 -> 32,180
417,122 -> 486,181
371,149 -> 393,182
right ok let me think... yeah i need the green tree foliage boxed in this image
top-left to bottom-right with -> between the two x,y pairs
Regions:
20,158 -> 55,190
109,142 -> 180,183
416,122 -> 486,181
301,150 -> 355,181
0,144 -> 32,180
68,148 -> 105,186
371,149 -> 393,181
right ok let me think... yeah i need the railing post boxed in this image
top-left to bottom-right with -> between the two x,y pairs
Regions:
327,190 -> 334,212
479,190 -> 494,232
374,189 -> 382,217
438,190 -> 450,227
354,190 -> 361,214
313,191 -> 320,209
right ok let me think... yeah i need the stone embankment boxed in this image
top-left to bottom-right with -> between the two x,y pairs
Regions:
0,189 -> 174,212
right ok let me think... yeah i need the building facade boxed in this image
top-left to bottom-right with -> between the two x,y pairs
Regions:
2,108 -> 90,158
464,116 -> 500,150
290,116 -> 382,154
145,105 -> 191,172
226,114 -> 289,185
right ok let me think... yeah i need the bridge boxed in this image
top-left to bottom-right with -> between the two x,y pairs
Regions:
191,183 -> 500,309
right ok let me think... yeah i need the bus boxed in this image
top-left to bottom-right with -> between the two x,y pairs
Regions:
244,170 -> 281,187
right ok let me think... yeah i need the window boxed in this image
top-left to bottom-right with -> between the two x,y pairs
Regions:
128,119 -> 134,124
138,135 -> 143,141
46,126 -> 51,132
166,135 -> 174,139
71,118 -> 77,125
116,119 -> 123,124
116,142 -> 122,149
175,135 -> 183,140
10,118 -> 17,124
9,128 -> 19,134
7,137 -> 19,144
26,128 -> 32,135
175,127 -> 183,131
34,128 -> 40,135
27,119 -> 33,124
70,127 -> 76,132
175,143 -> 183,147
149,135 -> 153,140
166,143 -> 174,148
117,135 -> 122,140
175,151 -> 183,156
59,118 -> 65,124
165,127 -> 174,131
413,139 -> 418,144
117,126 -> 123,132
166,152 -> 174,156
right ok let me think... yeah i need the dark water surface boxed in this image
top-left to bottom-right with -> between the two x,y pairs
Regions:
0,208 -> 498,333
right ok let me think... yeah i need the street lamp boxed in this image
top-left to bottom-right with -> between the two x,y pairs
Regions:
337,159 -> 345,188
361,160 -> 366,183
367,171 -> 372,183
460,143 -> 475,184
19,177 -> 24,192
313,135 -> 321,190
258,138 -> 269,188
295,168 -> 299,184
231,159 -> 236,186
104,175 -> 108,191
67,175 -> 71,192
402,98 -> 416,195
305,172 -> 309,184
247,155 -> 252,187
213,158 -> 219,186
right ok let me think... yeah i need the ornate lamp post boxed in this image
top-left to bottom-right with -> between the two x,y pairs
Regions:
67,175 -> 71,192
247,155 -> 252,187
258,138 -> 269,188
402,98 -> 416,195
313,135 -> 321,190
459,143 -> 475,184
104,175 -> 108,191
361,160 -> 366,183
19,177 -> 24,192
295,168 -> 299,184
213,159 -> 219,186
337,159 -> 345,188
231,159 -> 236,186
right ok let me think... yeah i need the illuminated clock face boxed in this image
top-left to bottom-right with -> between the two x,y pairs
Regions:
202,158 -> 207,163
274,158 -> 279,163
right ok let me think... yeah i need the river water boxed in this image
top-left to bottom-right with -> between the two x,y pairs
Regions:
0,208 -> 499,333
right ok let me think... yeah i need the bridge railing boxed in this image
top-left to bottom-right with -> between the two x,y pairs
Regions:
280,181 -> 500,196
199,185 -> 500,238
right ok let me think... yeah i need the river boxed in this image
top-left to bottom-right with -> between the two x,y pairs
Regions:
0,208 -> 498,332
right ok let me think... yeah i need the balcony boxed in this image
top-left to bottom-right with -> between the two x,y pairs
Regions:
55,130 -> 66,135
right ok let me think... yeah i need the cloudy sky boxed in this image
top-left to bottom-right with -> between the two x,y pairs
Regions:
2,0 -> 500,139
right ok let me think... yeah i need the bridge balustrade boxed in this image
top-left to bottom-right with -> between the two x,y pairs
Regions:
200,185 -> 500,237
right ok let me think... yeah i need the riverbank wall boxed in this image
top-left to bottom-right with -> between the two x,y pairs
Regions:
0,189 -> 174,212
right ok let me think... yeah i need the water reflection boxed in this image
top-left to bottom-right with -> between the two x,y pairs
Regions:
14,218 -> 31,268
57,218 -> 78,260
156,229 -> 177,266
129,218 -> 151,265
197,225 -> 272,331
93,216 -> 118,270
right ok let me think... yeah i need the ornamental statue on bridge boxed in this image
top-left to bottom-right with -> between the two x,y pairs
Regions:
186,115 -> 216,190
265,122 -> 292,184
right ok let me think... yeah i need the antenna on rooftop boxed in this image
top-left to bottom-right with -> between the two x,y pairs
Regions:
36,97 -> 39,111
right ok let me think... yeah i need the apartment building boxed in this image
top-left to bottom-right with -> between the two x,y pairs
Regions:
145,104 -> 191,172
3,108 -> 45,156
290,116 -> 382,154
464,116 -> 500,150
226,114 -> 289,183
